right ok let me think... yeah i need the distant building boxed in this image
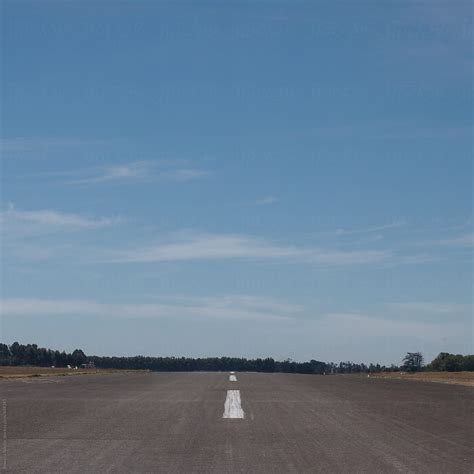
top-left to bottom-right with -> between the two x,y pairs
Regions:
81,362 -> 96,369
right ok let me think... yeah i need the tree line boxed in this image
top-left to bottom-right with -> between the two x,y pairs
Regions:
426,352 -> 474,372
0,342 -> 472,373
0,342 -> 87,368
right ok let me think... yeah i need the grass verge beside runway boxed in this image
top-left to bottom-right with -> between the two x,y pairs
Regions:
370,370 -> 474,386
0,366 -> 148,378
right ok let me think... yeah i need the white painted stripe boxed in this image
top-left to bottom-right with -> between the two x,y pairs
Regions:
229,374 -> 237,382
230,371 -> 235,374
223,390 -> 244,419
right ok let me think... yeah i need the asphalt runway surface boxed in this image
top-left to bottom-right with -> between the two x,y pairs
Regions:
0,372 -> 472,473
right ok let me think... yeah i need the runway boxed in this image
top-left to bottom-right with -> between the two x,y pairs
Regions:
0,371 -> 472,473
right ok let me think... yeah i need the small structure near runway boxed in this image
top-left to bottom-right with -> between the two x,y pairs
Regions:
80,362 -> 96,369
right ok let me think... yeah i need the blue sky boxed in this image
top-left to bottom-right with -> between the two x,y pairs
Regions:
1,1 -> 472,364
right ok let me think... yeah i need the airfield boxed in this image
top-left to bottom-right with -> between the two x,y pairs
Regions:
1,371 -> 472,473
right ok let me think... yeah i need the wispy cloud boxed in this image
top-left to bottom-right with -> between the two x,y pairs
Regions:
164,168 -> 209,181
175,295 -> 304,315
0,205 -> 119,236
318,312 -> 466,342
69,160 -> 209,185
255,196 -> 278,206
0,137 -> 107,153
351,234 -> 384,245
101,233 -> 391,265
387,302 -> 471,315
0,295 -> 298,322
335,221 -> 406,236
75,162 -> 149,184
429,233 -> 474,248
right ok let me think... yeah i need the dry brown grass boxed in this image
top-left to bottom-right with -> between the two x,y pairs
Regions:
0,366 -> 146,379
371,371 -> 474,387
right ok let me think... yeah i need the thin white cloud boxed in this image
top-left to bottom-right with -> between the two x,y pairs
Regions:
0,205 -> 119,235
161,168 -> 209,182
0,295 -> 297,322
101,233 -> 391,265
319,312 -> 465,342
379,253 -> 437,266
387,302 -> 471,315
174,295 -> 304,315
71,161 -> 151,184
429,233 -> 473,248
0,137 -> 107,153
335,221 -> 406,236
255,196 -> 278,206
70,160 -> 209,185
351,234 -> 384,245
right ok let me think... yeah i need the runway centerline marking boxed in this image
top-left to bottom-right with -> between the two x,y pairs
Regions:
230,371 -> 235,374
229,375 -> 237,382
223,390 -> 244,419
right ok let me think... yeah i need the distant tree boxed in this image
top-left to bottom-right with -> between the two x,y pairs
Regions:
428,352 -> 450,371
461,355 -> 474,371
10,342 -> 24,365
427,352 -> 474,372
309,359 -> 326,374
71,349 -> 87,366
0,344 -> 11,365
402,352 -> 424,372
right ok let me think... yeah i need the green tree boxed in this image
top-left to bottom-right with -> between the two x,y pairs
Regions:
71,349 -> 87,366
402,352 -> 424,372
428,352 -> 450,371
0,344 -> 11,365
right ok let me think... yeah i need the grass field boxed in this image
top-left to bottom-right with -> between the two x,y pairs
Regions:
0,366 -> 146,378
371,371 -> 474,386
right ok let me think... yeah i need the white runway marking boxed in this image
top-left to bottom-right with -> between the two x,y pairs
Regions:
223,390 -> 244,419
229,374 -> 237,381
230,371 -> 235,374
